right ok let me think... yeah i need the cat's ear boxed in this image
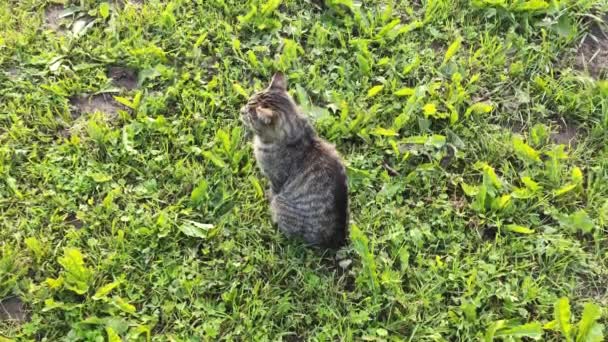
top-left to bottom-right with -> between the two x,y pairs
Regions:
268,72 -> 287,91
255,107 -> 274,124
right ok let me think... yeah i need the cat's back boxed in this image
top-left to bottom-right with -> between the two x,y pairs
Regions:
278,137 -> 347,208
303,138 -> 348,247
290,136 -> 346,186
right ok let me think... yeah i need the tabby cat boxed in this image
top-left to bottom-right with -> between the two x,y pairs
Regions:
240,72 -> 348,248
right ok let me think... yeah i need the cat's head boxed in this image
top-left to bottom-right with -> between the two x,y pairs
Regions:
240,72 -> 309,143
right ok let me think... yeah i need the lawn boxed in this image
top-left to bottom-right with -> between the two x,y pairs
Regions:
1,0 -> 608,340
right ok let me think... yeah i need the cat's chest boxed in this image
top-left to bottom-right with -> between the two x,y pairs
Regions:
253,139 -> 283,176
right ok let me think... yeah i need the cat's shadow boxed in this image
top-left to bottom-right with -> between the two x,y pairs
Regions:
271,238 -> 356,292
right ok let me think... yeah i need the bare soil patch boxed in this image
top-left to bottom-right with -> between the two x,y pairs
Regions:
575,14 -> 608,78
0,297 -> 27,323
107,66 -> 138,90
66,212 -> 84,229
69,94 -> 124,119
44,5 -> 66,32
550,118 -> 578,147
4,67 -> 19,81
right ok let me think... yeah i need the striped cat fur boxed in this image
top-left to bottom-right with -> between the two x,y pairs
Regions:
240,72 -> 348,248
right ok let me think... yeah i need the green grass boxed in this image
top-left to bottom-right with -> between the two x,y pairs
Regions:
1,0 -> 608,340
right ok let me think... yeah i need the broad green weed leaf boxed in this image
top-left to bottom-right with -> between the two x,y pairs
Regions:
555,297 -> 573,341
401,135 -> 445,147
128,325 -> 152,342
423,103 -> 437,116
573,211 -> 594,233
122,126 -> 137,154
513,136 -> 541,163
461,300 -> 477,321
103,188 -> 120,209
381,3 -> 393,21
512,0 -> 550,12
558,210 -> 594,233
495,322 -> 543,339
356,53 -> 371,75
178,220 -> 214,239
571,167 -> 583,184
371,127 -> 398,137
72,18 -> 95,37
485,320 -> 507,342
530,123 -> 550,145
350,224 -> 378,293
231,127 -> 243,151
403,135 -> 428,144
193,32 -> 207,48
99,2 -> 110,19
5,177 -> 23,199
58,248 -> 93,295
93,281 -> 120,300
261,0 -> 282,15
278,39 -> 303,69
248,176 -> 264,199
202,151 -> 227,168
477,163 -> 502,190
42,298 -> 81,312
87,119 -> 106,141
113,96 -> 135,109
505,224 -> 534,234
190,180 -> 208,205
581,325 -> 605,342
132,91 -> 142,109
25,237 -> 44,262
327,0 -> 354,11
377,18 -> 400,38
232,83 -> 249,98
472,184 -> 488,213
394,87 -> 415,96
367,85 -> 384,98
376,328 -> 388,337
545,320 -> 558,330
402,55 -> 420,75
492,195 -> 511,210
461,182 -> 479,196
576,303 -> 604,342
428,135 -> 446,148
449,106 -> 459,125
161,3 -> 176,28
216,129 -> 232,154
238,5 -> 257,25
512,187 -> 535,199
513,175 -> 541,198
232,38 -> 241,53
600,201 -> 608,226
465,102 -> 493,117
545,145 -> 569,183
106,327 -> 121,342
392,112 -> 411,130
554,183 -> 577,196
443,37 -> 462,65
522,177 -> 541,191
394,20 -> 423,38
247,50 -> 260,69
112,296 -> 136,314
46,277 -> 64,289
